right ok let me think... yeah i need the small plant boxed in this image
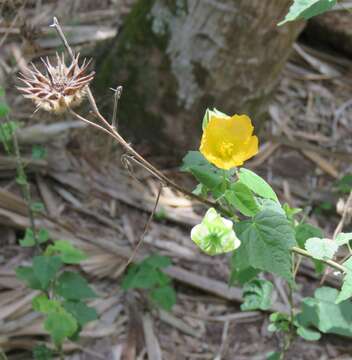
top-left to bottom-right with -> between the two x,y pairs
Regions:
1,87 -> 97,359
121,254 -> 176,311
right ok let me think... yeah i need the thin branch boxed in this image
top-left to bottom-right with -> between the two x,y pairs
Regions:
110,86 -> 123,129
291,246 -> 347,273
51,17 -> 227,215
50,17 -> 75,59
333,190 -> 352,240
124,183 -> 163,268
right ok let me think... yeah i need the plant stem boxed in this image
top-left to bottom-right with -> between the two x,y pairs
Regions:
57,344 -> 64,360
12,130 -> 40,252
291,246 -> 347,273
0,349 -> 8,360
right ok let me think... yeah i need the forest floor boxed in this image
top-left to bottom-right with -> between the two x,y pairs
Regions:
1,1 -> 352,359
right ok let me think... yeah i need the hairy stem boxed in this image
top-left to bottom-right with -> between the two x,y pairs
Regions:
291,246 -> 347,273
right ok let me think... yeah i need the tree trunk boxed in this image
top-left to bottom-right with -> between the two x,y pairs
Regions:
94,0 -> 304,153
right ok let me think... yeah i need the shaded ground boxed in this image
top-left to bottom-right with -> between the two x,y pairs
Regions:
1,1 -> 352,359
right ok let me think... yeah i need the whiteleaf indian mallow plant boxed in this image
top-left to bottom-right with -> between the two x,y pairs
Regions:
183,107 -> 352,357
13,10 -> 352,359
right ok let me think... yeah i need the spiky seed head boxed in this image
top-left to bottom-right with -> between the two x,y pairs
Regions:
17,53 -> 95,114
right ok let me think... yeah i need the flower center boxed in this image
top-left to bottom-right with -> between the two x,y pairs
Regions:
219,142 -> 235,159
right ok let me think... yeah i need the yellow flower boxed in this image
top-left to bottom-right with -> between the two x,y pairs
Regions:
200,113 -> 258,170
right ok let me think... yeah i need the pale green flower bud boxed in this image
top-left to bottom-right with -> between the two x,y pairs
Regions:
191,208 -> 240,255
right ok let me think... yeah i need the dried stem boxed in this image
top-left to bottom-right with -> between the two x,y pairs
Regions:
124,183 -> 163,269
333,190 -> 352,240
50,17 -> 230,216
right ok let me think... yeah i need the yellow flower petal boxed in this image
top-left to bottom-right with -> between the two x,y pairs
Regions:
200,112 -> 258,170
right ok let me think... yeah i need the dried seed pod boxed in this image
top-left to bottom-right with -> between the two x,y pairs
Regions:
18,53 -> 95,114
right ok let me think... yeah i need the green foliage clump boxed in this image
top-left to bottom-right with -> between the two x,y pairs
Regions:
122,254 -> 176,311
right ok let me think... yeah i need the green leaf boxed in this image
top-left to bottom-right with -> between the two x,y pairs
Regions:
241,279 -> 273,311
55,271 -> 97,300
0,88 -> 4,97
16,266 -> 42,290
33,344 -> 54,360
238,168 -> 278,202
235,209 -> 296,282
297,286 -> 352,337
266,352 -> 281,360
229,259 -> 259,285
295,223 -> 324,273
150,285 -> 177,311
336,233 -> 352,246
278,0 -> 336,26
336,258 -> 352,304
33,256 -> 62,290
19,228 -> 36,247
283,203 -> 302,222
257,198 -> 285,215
16,173 -> 27,186
19,228 -> 49,247
225,182 -> 260,217
305,237 -> 338,260
0,103 -> 10,117
142,254 -> 172,269
154,207 -> 167,221
122,254 -> 173,291
31,202 -> 46,213
268,312 -> 290,333
335,174 -> 352,194
295,223 -> 323,249
189,165 -> 223,190
180,151 -> 213,172
297,326 -> 321,341
122,264 -> 168,290
48,240 -> 87,264
44,308 -> 78,345
192,183 -> 208,197
180,151 -> 233,191
32,144 -> 47,160
38,228 -> 49,244
32,294 -> 61,314
63,301 -> 98,326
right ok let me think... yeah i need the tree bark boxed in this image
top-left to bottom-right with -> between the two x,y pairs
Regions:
94,0 -> 304,153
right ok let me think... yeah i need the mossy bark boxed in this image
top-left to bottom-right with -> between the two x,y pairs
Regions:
94,0 -> 304,153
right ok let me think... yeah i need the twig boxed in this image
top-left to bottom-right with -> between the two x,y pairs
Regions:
319,190 -> 352,284
124,183 -> 163,268
110,86 -> 123,130
333,191 -> 352,240
51,16 -> 231,217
